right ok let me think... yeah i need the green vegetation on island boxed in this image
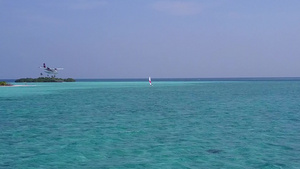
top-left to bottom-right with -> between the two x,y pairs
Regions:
15,77 -> 76,83
0,81 -> 13,86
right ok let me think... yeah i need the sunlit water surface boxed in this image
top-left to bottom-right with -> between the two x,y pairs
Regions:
1,80 -> 300,168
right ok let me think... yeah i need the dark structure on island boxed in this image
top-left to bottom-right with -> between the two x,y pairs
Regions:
15,77 -> 75,83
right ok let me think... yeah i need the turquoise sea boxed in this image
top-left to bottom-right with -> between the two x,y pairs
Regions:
1,79 -> 300,168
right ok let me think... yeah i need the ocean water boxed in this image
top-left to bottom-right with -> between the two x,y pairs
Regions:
1,79 -> 300,168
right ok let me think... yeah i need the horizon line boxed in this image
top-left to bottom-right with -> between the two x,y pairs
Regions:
2,76 -> 300,82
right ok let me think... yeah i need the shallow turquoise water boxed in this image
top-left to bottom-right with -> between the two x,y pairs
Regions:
1,81 -> 300,168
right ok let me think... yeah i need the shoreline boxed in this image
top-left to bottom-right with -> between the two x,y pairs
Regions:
15,77 -> 75,83
0,84 -> 36,87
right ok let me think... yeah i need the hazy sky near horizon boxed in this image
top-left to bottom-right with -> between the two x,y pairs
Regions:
1,0 -> 300,79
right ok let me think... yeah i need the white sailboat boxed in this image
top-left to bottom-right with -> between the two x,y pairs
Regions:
149,77 -> 152,86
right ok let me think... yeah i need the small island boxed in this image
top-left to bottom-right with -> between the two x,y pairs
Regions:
0,81 -> 13,86
15,77 -> 76,83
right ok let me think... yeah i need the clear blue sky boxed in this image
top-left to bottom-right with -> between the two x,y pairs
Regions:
1,0 -> 300,79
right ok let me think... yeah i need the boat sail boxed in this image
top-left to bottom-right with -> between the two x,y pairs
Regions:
149,77 -> 152,86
